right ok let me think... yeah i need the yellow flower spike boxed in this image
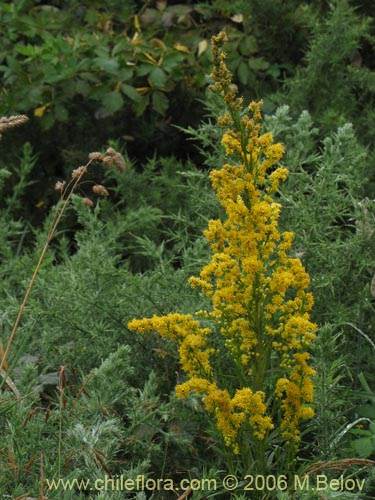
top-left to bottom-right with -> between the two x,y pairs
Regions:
128,31 -> 317,467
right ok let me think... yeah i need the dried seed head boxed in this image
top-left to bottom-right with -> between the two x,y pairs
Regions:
114,155 -> 126,172
82,197 -> 94,207
104,147 -> 126,172
55,180 -> 66,192
71,166 -> 86,179
371,274 -> 375,299
0,115 -> 29,138
102,156 -> 114,167
88,152 -> 105,162
92,184 -> 109,197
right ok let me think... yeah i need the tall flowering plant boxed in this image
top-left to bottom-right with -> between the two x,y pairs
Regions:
128,32 -> 316,477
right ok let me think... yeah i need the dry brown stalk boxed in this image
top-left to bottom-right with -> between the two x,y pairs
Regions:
39,452 -> 45,500
22,406 -> 42,428
0,115 -> 29,394
58,365 -> 68,409
25,454 -> 37,472
0,144 -> 124,395
1,367 -> 20,398
176,487 -> 192,500
305,458 -> 375,475
71,369 -> 94,412
94,449 -> 111,474
0,341 -> 8,371
0,159 -> 93,383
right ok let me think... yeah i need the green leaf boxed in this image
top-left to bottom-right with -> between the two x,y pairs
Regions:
267,64 -> 281,79
44,71 -> 66,84
152,91 -> 169,115
112,39 -> 130,56
40,111 -> 55,130
118,67 -> 133,81
352,436 -> 375,458
80,71 -> 99,83
149,67 -> 167,88
6,55 -> 21,72
248,57 -> 270,71
15,44 -> 36,57
358,372 -> 375,396
168,4 -> 193,15
163,52 -> 185,73
136,63 -> 153,77
121,84 -> 141,102
75,80 -> 91,97
90,85 -> 107,100
134,94 -> 150,117
238,61 -> 249,85
140,8 -> 159,24
54,103 -> 68,122
85,7 -> 100,25
239,35 -> 258,56
93,57 -> 120,75
356,405 -> 375,419
102,91 -> 124,113
28,87 -> 43,105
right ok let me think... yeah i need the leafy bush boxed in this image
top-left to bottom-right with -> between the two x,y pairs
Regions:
0,0 -> 313,222
265,106 -> 375,373
281,1 -> 375,151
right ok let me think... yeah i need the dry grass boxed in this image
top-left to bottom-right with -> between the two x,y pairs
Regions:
0,125 -> 125,400
305,457 -> 375,475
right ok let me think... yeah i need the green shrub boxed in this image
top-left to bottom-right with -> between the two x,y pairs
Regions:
265,105 -> 375,366
281,0 -> 375,150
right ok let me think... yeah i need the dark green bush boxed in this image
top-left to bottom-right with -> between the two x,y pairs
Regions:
0,0 -> 313,223
281,1 -> 375,152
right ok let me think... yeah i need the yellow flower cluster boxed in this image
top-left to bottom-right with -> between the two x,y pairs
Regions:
128,31 -> 316,455
128,313 -> 274,452
186,118 -> 316,442
176,378 -> 273,453
128,314 -> 213,378
275,353 -> 316,442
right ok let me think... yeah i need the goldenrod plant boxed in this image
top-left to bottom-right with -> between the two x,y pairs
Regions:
129,32 -> 317,483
